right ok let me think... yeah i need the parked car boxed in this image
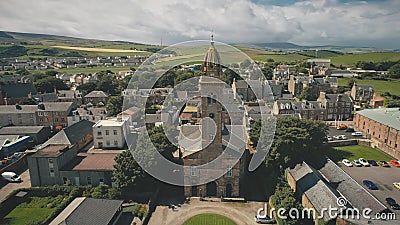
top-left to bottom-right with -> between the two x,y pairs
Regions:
359,158 -> 370,167
342,159 -> 353,167
352,160 -> 362,167
351,132 -> 363,137
326,136 -> 333,141
363,180 -> 378,190
337,125 -> 348,130
368,160 -> 378,166
334,135 -> 347,140
378,161 -> 391,167
393,182 -> 400,190
346,117 -> 353,121
255,215 -> 276,224
389,160 -> 400,168
345,128 -> 355,132
1,172 -> 21,182
385,198 -> 400,210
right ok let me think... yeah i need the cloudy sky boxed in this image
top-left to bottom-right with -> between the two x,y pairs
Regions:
1,0 -> 399,48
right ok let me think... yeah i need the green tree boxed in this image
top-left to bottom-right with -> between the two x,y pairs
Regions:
34,77 -> 68,93
106,95 -> 123,116
298,87 -> 313,101
261,66 -> 273,80
97,74 -> 118,95
388,63 -> 400,79
113,150 -> 147,190
76,82 -> 97,95
148,126 -> 178,161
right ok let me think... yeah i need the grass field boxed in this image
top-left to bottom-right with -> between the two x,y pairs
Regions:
2,196 -> 64,225
338,78 -> 400,95
183,213 -> 237,225
331,52 -> 400,66
52,45 -> 146,53
325,145 -> 394,162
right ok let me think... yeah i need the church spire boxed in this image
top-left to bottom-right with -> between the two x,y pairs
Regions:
211,32 -> 214,46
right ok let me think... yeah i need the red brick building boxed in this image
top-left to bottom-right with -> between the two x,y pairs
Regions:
354,108 -> 400,159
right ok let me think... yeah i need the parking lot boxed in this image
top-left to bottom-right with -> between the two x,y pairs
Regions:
339,163 -> 400,215
327,126 -> 366,140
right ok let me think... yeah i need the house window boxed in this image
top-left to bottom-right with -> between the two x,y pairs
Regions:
191,166 -> 198,177
99,178 -> 104,185
106,140 -> 110,146
114,140 -> 118,146
106,130 -> 109,135
49,168 -> 55,177
44,112 -> 49,116
97,131 -> 102,136
227,166 -> 233,177
61,118 -> 65,122
113,130 -> 118,135
87,176 -> 92,185
48,158 -> 54,169
38,112 -> 43,116
55,118 -> 59,122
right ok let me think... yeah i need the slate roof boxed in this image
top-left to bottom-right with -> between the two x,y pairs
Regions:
324,94 -> 352,103
43,120 -> 94,146
318,158 -> 386,215
0,126 -> 46,135
37,102 -> 74,112
356,108 -> 400,131
0,83 -> 37,98
0,105 -> 37,114
289,162 -> 343,220
49,197 -> 123,225
84,91 -> 109,98
31,145 -> 70,158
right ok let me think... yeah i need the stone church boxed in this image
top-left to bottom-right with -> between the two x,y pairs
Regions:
178,38 -> 247,198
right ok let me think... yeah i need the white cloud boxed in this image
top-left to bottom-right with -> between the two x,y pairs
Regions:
0,0 -> 399,48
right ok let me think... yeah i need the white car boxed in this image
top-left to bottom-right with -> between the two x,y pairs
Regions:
353,160 -> 362,167
359,158 -> 370,166
326,136 -> 333,141
1,172 -> 21,182
342,159 -> 353,167
334,135 -> 347,140
352,132 -> 363,137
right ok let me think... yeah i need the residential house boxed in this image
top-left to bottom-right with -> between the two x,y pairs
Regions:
84,91 -> 109,106
36,102 -> 74,129
351,83 -> 374,103
0,104 -> 37,126
317,92 -> 353,120
93,118 -> 126,149
68,106 -> 108,126
57,90 -> 83,106
273,100 -> 326,120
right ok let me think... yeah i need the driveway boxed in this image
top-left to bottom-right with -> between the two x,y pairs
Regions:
148,199 -> 267,225
0,169 -> 31,203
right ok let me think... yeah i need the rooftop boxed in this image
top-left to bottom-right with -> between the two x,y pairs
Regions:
43,120 -> 95,146
31,145 -> 71,158
49,197 -> 123,225
0,105 -> 37,113
356,108 -> 400,131
93,118 -> 125,127
63,152 -> 119,171
37,102 -> 74,112
84,90 -> 109,98
0,126 -> 46,135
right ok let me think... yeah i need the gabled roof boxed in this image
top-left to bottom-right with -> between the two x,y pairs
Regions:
356,108 -> 400,131
49,197 -> 123,225
0,126 -> 46,135
84,91 -> 109,98
43,120 -> 94,146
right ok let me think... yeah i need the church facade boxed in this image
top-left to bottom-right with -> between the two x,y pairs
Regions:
178,38 -> 246,198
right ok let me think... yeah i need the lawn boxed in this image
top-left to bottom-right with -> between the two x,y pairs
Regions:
325,145 -> 394,163
183,213 -> 237,225
338,78 -> 400,96
2,195 -> 66,225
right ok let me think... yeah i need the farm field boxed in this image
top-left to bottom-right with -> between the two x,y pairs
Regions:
338,78 -> 400,96
331,52 -> 400,66
52,45 -> 146,53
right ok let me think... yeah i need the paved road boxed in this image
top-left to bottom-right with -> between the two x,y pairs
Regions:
148,198 -> 268,225
0,169 -> 31,203
339,163 -> 400,217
